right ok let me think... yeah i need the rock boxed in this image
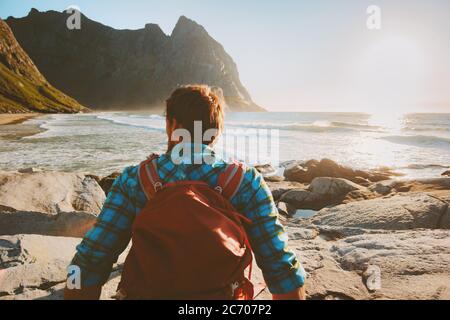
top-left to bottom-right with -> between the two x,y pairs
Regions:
280,189 -> 322,210
311,193 -> 449,230
0,235 -> 80,269
363,265 -> 382,292
264,175 -> 285,182
267,181 -> 305,201
330,229 -> 450,299
254,164 -> 276,175
392,178 -> 450,192
305,266 -> 369,300
255,165 -> 285,182
0,234 -> 131,300
284,164 -> 310,183
352,177 -> 371,186
0,171 -> 106,215
442,170 -> 450,177
0,210 -> 97,237
279,178 -> 370,211
369,181 -> 393,195
276,202 -> 296,217
282,221 -> 450,300
308,177 -> 366,198
98,172 -> 120,195
18,167 -> 40,174
284,158 -> 397,184
441,207 -> 450,229
0,259 -> 69,295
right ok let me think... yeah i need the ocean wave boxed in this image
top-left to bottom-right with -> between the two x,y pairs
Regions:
128,114 -> 165,120
96,114 -> 165,131
330,121 -> 382,130
380,135 -> 450,149
402,164 -> 450,170
403,126 -> 450,133
226,120 -> 381,133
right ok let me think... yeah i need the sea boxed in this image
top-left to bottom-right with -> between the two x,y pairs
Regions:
1,112 -> 449,178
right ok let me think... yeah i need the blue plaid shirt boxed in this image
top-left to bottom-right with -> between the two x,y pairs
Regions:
71,144 -> 306,295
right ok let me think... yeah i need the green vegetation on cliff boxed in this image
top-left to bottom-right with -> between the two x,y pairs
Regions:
0,19 -> 88,114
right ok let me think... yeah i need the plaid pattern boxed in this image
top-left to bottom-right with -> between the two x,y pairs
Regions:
71,145 -> 306,295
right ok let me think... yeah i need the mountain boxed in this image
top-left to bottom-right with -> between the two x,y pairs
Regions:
6,9 -> 264,112
0,19 -> 87,113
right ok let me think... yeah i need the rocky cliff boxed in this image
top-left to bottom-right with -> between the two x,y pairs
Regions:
6,9 -> 264,112
0,19 -> 87,113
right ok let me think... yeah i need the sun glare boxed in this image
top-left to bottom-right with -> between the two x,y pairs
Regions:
354,34 -> 426,115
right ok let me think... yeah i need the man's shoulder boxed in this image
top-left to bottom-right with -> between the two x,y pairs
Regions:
115,165 -> 140,190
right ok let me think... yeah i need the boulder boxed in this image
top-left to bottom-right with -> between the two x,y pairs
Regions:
267,181 -> 305,201
276,202 -> 296,217
311,193 -> 449,230
283,164 -> 310,183
369,181 -> 393,195
98,172 -> 121,195
0,210 -> 97,237
279,178 -> 370,211
0,171 -> 106,215
308,177 -> 366,198
280,189 -> 322,210
254,164 -> 276,175
0,234 -> 131,300
264,175 -> 285,182
275,222 -> 450,300
0,259 -> 69,295
283,158 -> 396,184
330,229 -> 450,299
442,170 -> 450,177
0,235 -> 80,269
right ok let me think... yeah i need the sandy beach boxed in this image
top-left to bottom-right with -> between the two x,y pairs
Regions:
0,113 -> 40,125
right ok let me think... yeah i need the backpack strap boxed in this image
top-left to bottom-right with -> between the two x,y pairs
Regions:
217,162 -> 246,200
138,154 -> 162,200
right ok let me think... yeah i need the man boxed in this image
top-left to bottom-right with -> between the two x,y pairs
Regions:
65,85 -> 306,300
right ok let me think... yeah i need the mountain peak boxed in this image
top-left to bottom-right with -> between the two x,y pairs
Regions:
5,12 -> 264,111
28,8 -> 40,16
172,15 -> 206,38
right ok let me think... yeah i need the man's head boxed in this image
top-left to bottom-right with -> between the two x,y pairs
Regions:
165,85 -> 224,150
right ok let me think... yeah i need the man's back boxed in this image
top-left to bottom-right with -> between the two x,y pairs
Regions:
66,85 -> 306,300
70,144 -> 306,296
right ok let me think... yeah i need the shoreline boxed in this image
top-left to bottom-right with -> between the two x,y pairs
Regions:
0,113 -> 41,125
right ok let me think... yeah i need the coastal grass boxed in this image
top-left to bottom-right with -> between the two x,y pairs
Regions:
0,63 -> 88,114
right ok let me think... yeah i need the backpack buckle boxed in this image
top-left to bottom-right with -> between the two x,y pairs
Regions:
154,182 -> 163,192
231,281 -> 240,292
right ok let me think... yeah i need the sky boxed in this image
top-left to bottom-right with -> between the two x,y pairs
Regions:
1,0 -> 450,113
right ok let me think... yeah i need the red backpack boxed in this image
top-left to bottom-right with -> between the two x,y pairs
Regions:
118,154 -> 254,300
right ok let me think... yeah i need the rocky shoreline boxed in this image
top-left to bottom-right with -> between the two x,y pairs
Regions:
1,159 -> 449,300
